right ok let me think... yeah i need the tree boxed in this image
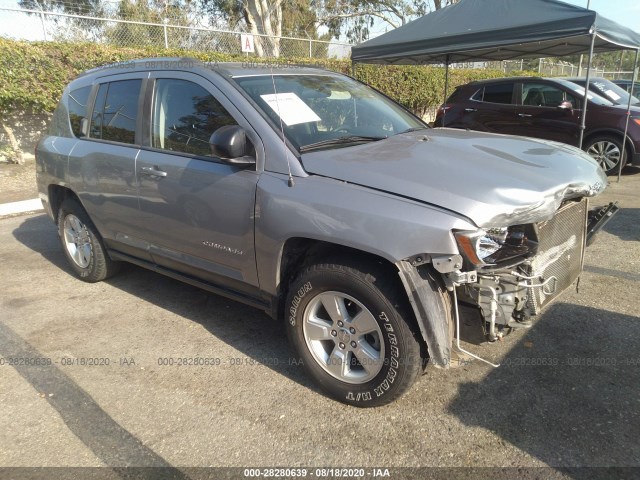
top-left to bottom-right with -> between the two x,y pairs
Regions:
105,0 -> 191,47
18,0 -> 104,16
18,0 -> 106,40
315,0 -> 459,43
198,0 -> 330,57
198,0 -> 285,56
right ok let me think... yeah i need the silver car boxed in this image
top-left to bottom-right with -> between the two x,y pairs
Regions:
36,59 -> 610,407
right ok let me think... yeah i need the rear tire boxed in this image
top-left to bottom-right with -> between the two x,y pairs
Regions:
285,259 -> 423,407
584,135 -> 628,175
57,198 -> 120,282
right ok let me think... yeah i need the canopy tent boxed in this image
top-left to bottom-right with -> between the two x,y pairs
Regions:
351,0 -> 640,180
351,0 -> 640,64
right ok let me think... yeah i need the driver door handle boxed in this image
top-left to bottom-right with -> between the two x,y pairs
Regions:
464,108 -> 477,112
140,166 -> 168,178
518,113 -> 533,118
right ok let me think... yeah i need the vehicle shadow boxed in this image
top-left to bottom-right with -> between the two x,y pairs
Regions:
602,207 -> 639,242
12,214 -> 485,397
11,214 -> 320,395
621,165 -> 640,176
448,302 -> 640,474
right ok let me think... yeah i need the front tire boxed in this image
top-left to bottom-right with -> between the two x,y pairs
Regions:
584,135 -> 627,175
285,260 -> 423,407
58,198 -> 120,282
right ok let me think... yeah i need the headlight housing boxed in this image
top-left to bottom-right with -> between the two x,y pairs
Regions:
454,225 -> 537,269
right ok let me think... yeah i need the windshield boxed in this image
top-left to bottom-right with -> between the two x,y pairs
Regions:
566,77 -> 640,106
232,74 -> 425,151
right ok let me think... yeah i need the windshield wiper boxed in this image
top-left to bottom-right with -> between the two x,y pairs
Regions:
397,126 -> 429,135
299,135 -> 386,152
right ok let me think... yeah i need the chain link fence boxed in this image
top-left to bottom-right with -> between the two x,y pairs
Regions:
0,5 -> 352,59
2,4 -> 635,74
486,58 -> 633,80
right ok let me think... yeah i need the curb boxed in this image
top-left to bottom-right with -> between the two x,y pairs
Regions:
0,198 -> 44,218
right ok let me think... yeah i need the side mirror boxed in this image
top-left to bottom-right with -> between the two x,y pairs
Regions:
557,101 -> 573,111
80,118 -> 89,137
209,125 -> 255,165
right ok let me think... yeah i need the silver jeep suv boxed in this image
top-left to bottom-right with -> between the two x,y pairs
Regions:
36,58 -> 610,406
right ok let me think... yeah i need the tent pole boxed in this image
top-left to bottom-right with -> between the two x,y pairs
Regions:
443,55 -> 450,126
617,48 -> 639,183
578,31 -> 596,149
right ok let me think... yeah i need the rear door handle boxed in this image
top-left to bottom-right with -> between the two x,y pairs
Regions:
464,108 -> 477,112
518,113 -> 532,118
140,166 -> 167,178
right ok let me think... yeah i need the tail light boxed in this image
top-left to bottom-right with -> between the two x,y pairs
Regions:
436,104 -> 451,117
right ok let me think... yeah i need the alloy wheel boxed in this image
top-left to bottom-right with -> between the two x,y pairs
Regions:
302,291 -> 385,384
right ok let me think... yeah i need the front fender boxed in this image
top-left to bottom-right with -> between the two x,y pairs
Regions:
255,172 -> 475,296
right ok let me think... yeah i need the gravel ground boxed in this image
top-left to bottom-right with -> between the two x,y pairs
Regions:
0,168 -> 639,479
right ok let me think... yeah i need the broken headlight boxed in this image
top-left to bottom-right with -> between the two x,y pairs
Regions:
454,226 -> 537,268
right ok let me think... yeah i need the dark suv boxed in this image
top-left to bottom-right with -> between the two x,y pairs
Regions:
435,77 -> 640,174
563,77 -> 639,107
613,79 -> 640,95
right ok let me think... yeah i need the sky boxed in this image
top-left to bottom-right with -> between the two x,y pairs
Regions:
559,0 -> 640,33
0,0 -> 638,44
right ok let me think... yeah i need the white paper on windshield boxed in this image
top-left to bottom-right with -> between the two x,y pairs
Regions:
328,90 -> 352,100
605,89 -> 621,101
260,92 -> 321,126
573,86 -> 594,100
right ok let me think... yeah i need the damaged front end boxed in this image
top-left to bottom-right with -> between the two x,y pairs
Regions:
452,198 -> 590,342
399,197 -> 618,369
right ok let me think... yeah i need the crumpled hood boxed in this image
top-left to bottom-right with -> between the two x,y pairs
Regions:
301,128 -> 607,227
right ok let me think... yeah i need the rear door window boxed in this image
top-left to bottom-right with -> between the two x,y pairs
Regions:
476,83 -> 515,104
90,79 -> 141,144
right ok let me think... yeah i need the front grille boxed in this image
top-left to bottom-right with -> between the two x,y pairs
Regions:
525,198 -> 588,314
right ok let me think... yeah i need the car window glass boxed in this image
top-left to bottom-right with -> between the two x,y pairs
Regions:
68,86 -> 91,137
49,99 -> 71,137
233,74 -> 424,150
470,88 -> 483,101
522,83 -> 566,107
481,83 -> 514,104
152,79 -> 242,158
90,83 -> 108,139
554,79 -> 615,106
90,80 -> 141,144
565,91 -> 579,108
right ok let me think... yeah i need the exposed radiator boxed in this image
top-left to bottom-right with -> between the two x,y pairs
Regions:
525,198 -> 588,315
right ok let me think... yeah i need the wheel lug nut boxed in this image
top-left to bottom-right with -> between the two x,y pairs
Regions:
331,330 -> 337,337
349,327 -> 355,334
350,341 -> 357,348
339,342 -> 345,349
337,321 -> 344,327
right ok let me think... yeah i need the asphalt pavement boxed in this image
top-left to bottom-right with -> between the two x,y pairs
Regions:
0,170 -> 639,479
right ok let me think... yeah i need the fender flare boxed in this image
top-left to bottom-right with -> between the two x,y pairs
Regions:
396,260 -> 452,368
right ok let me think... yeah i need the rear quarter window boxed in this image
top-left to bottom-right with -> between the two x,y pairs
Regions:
48,99 -> 71,137
68,86 -> 92,138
